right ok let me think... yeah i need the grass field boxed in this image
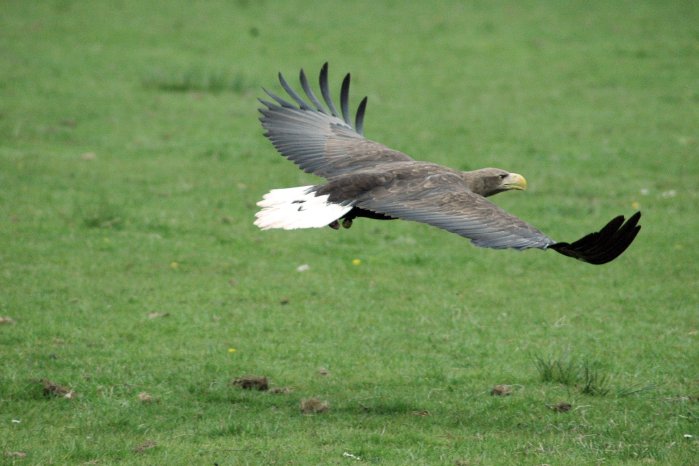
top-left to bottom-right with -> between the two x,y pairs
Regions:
2,1 -> 698,464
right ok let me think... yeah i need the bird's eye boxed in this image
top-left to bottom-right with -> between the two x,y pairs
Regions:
499,174 -> 508,179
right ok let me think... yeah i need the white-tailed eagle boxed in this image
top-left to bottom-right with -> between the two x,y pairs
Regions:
255,64 -> 641,265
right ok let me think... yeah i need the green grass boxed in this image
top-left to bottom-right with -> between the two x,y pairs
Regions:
1,0 -> 698,464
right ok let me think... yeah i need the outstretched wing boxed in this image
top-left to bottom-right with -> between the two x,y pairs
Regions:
357,182 -> 556,251
259,63 -> 413,178
351,174 -> 641,264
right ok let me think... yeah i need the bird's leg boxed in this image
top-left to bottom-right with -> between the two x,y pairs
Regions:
341,210 -> 357,229
328,220 -> 340,230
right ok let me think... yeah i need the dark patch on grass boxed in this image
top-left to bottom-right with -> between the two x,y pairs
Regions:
78,197 -> 125,229
133,440 -> 157,454
356,400 -> 414,415
549,401 -> 572,412
143,67 -> 251,94
231,376 -> 269,391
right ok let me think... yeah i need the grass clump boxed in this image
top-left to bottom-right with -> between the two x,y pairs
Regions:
535,354 -> 611,396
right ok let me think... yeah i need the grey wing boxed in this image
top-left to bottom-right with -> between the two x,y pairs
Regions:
259,63 -> 413,178
356,181 -> 556,250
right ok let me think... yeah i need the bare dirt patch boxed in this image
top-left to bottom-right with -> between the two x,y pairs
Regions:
231,376 -> 269,391
490,384 -> 513,396
300,397 -> 329,413
41,379 -> 77,399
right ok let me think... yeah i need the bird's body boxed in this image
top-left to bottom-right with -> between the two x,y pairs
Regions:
255,64 -> 641,265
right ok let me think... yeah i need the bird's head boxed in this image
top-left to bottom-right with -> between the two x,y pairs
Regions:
463,168 -> 528,197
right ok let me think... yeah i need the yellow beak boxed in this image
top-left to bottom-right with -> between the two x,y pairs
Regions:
503,172 -> 527,191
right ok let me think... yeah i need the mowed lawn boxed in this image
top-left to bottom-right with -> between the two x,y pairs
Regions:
1,1 -> 698,464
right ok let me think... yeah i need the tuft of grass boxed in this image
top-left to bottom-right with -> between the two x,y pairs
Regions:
534,353 -> 579,386
578,360 -> 610,396
77,197 -> 125,229
534,354 -> 611,396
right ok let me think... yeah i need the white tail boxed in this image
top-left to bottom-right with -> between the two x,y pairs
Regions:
254,185 -> 353,230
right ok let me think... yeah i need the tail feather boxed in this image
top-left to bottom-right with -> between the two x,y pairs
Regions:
254,186 -> 353,230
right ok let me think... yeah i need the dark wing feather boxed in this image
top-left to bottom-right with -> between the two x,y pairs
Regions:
319,62 -> 340,118
299,68 -> 325,112
278,72 -> 311,110
549,212 -> 641,264
355,96 -> 368,135
340,73 -> 352,126
259,63 -> 413,178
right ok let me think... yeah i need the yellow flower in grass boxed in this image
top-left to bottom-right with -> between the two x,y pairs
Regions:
228,348 -> 237,353
352,258 -> 361,266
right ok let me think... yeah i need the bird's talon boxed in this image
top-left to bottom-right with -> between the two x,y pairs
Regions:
328,220 -> 340,230
342,218 -> 353,229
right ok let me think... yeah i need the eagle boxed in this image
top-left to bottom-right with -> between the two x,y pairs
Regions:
254,63 -> 641,265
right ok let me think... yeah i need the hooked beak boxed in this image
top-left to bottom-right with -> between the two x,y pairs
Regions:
503,172 -> 527,191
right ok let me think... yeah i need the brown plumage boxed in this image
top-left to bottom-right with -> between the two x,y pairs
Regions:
255,63 -> 641,265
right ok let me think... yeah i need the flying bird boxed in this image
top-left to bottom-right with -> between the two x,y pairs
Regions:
254,63 -> 641,265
